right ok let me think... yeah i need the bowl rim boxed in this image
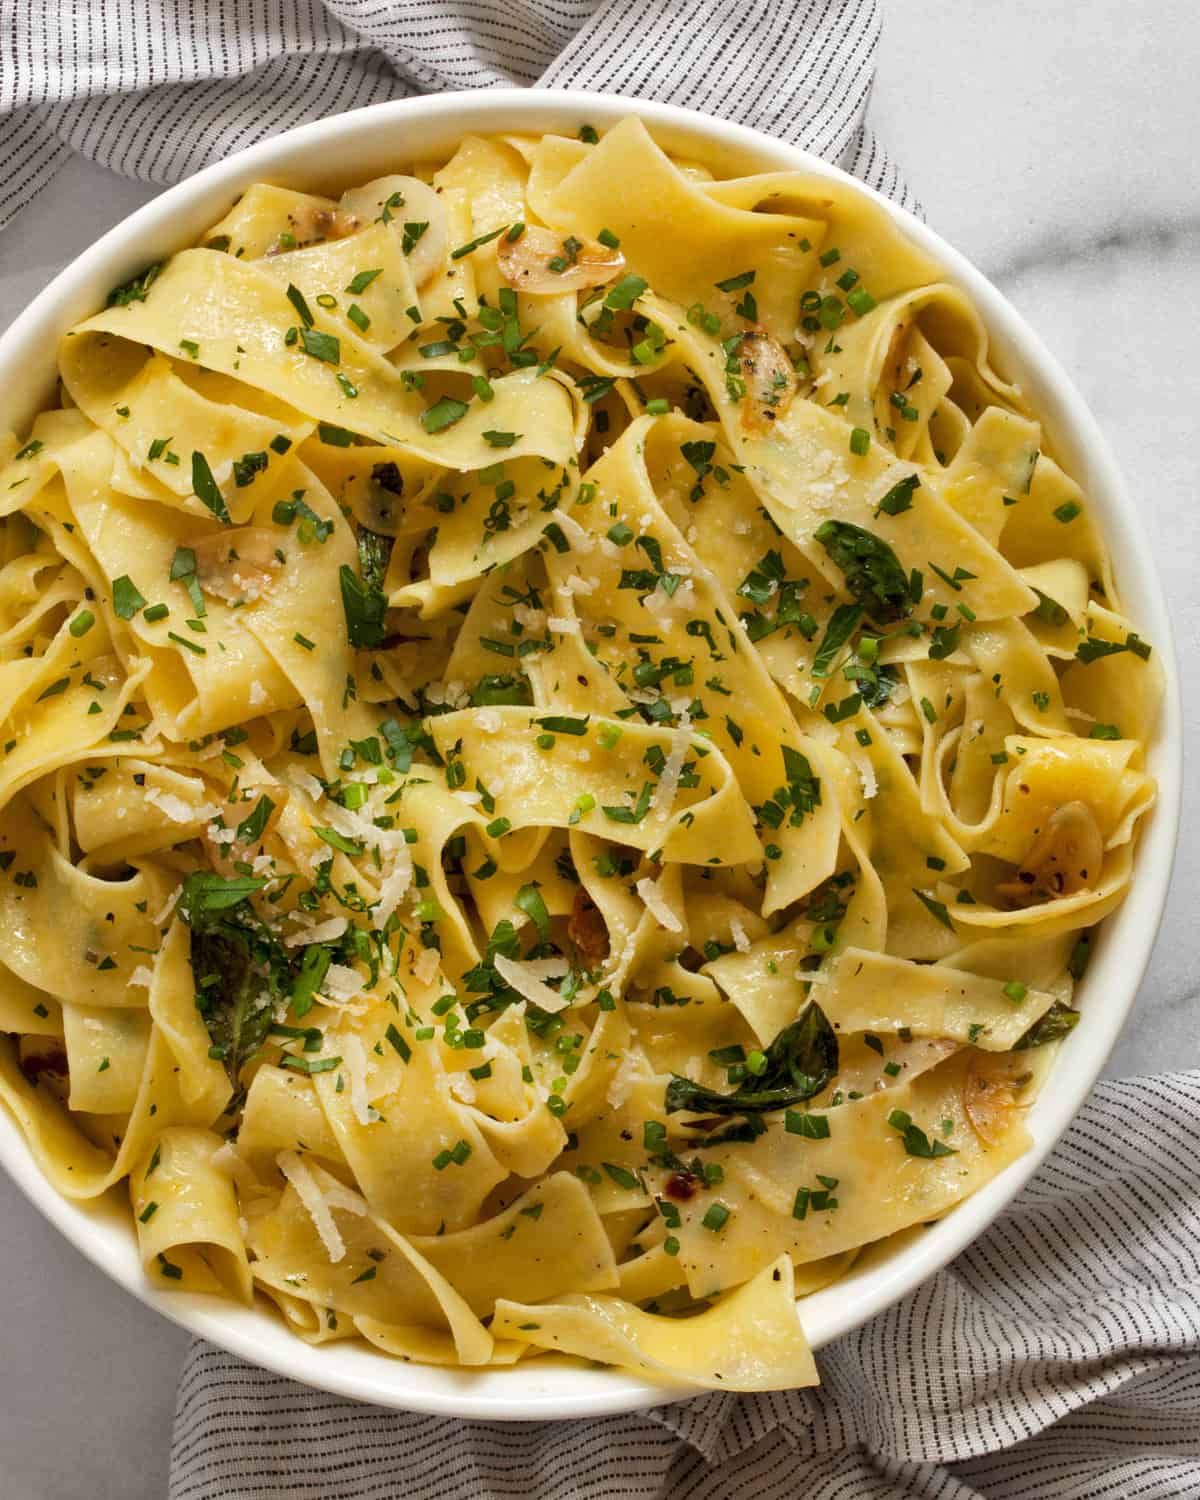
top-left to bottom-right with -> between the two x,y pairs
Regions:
0,86 -> 1183,1422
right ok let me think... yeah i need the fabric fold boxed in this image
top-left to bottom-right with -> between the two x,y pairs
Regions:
0,0 -> 918,233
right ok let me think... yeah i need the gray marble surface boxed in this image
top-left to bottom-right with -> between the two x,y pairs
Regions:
0,3 -> 1197,1495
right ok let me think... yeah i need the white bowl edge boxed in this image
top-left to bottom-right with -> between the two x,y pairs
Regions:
0,88 -> 1183,1420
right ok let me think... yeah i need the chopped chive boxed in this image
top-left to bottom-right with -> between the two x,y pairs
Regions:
168,630 -> 206,656
450,225 -> 508,260
421,397 -> 469,434
701,1201 -> 731,1232
286,284 -> 314,327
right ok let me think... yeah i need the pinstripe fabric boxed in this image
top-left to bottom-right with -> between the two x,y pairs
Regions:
0,0 -> 919,234
169,1072 -> 1200,1497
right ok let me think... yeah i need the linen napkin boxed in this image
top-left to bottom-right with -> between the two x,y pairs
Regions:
0,0 -> 913,232
6,3 -> 1197,1497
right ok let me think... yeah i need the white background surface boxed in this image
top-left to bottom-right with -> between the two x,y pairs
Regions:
1,4 -> 1197,1494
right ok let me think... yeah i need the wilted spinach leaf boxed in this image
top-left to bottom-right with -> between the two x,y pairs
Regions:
357,528 -> 393,594
340,562 -> 387,648
814,520 -> 912,624
178,871 -> 286,1106
1014,1002 -> 1080,1050
665,1001 -> 838,1117
470,673 -> 533,707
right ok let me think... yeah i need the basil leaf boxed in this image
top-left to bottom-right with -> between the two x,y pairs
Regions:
887,1108 -> 957,1158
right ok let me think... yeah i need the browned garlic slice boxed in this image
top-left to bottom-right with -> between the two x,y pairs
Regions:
498,225 -> 624,295
337,175 -> 448,287
738,330 -> 798,434
192,527 -> 283,605
963,1051 -> 1033,1145
996,801 -> 1103,908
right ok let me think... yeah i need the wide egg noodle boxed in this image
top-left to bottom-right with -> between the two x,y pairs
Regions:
491,1253 -> 817,1392
129,1125 -> 253,1300
0,118 -> 1160,1393
427,707 -> 760,866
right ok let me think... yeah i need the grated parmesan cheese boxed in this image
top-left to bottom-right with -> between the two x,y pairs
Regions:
605,1049 -> 642,1111
729,916 -> 751,954
287,768 -> 325,803
320,964 -> 363,1003
650,708 -> 691,817
554,512 -> 595,553
340,1033 -> 381,1127
144,785 -> 211,825
284,915 -> 347,948
151,887 -> 181,926
493,952 -> 571,1013
413,946 -> 441,985
852,746 -> 878,800
318,1175 -> 368,1217
212,1141 -> 257,1191
277,1150 -> 345,1263
636,876 -> 683,933
372,844 -> 413,928
513,603 -> 546,630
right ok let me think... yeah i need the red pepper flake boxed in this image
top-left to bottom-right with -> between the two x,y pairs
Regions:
665,1171 -> 699,1202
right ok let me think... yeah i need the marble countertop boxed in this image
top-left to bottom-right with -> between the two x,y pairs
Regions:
1,3 -> 1198,1494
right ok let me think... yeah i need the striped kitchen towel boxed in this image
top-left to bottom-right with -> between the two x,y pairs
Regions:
0,0 -> 915,233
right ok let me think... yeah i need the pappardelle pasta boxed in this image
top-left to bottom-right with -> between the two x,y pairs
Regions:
0,118 -> 1159,1390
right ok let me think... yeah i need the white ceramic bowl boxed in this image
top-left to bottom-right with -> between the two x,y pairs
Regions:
0,89 -> 1182,1420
